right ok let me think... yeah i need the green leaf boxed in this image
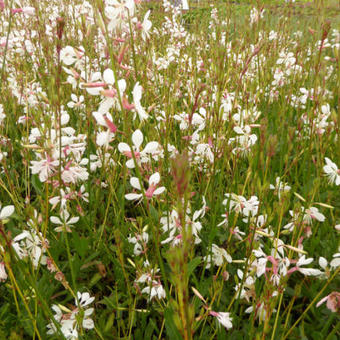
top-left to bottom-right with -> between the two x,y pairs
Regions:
188,257 -> 202,277
31,175 -> 43,196
72,232 -> 89,259
104,313 -> 115,333
89,273 -> 102,288
144,319 -> 156,339
164,307 -> 183,340
149,205 -> 159,222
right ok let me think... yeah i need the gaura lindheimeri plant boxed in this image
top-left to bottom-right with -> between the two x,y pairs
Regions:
0,0 -> 339,339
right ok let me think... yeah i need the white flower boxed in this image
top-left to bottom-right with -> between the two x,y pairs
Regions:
92,111 -> 115,130
62,164 -> 89,184
243,196 -> 259,218
222,193 -> 247,214
217,212 -> 229,227
229,124 -> 258,156
0,262 -> 7,282
49,188 -> 71,210
12,229 -> 48,268
323,158 -> 340,186
96,130 -> 115,147
83,69 -> 125,113
246,301 -> 276,322
50,210 -> 79,232
256,257 -> 268,277
141,10 -> 152,40
47,292 -> 95,338
270,177 -> 291,198
182,0 -> 189,10
30,155 -> 59,182
128,232 -> 149,256
319,257 -> 328,270
105,0 -> 135,32
204,244 -> 232,269
0,104 -> 5,126
302,207 -> 325,224
269,30 -> 278,41
76,292 -> 95,309
330,252 -> 340,269
293,256 -> 322,276
250,7 -> 264,25
194,143 -> 214,164
133,82 -> 148,120
82,308 -> 95,330
118,129 -> 159,169
230,226 -> 246,240
161,198 -> 205,246
99,75 -> 126,114
136,265 -> 165,301
0,204 -> 14,221
60,46 -> 78,66
81,72 -> 103,96
223,193 -> 259,218
92,111 -> 117,147
125,173 -> 165,201
67,94 -> 84,109
60,319 -> 79,339
141,282 -> 166,300
211,311 -> 233,330
46,305 -> 63,335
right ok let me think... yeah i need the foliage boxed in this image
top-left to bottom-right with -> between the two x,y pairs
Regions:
0,0 -> 339,339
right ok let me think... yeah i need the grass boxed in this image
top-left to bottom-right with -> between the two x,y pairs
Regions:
0,0 -> 339,339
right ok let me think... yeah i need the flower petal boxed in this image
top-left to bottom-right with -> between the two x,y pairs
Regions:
0,205 -> 14,219
143,141 -> 159,153
125,193 -> 143,201
126,159 -> 135,169
132,130 -> 143,149
103,69 -> 115,85
149,172 -> 160,186
130,177 -> 141,190
118,142 -> 131,153
50,216 -> 62,225
83,318 -> 94,329
153,187 -> 165,196
118,79 -> 126,93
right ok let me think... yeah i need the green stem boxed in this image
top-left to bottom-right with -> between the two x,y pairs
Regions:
0,0 -> 14,93
283,266 -> 340,340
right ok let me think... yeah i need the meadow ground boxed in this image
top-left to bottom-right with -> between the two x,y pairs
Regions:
0,0 -> 339,339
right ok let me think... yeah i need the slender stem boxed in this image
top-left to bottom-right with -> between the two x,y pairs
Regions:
0,0 -> 14,92
271,292 -> 284,340
6,265 -> 42,340
283,266 -> 340,340
64,229 -> 77,292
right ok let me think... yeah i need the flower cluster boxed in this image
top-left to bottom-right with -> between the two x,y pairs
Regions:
47,292 -> 95,339
0,0 -> 339,338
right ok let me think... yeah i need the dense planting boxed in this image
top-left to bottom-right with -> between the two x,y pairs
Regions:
0,0 -> 339,339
